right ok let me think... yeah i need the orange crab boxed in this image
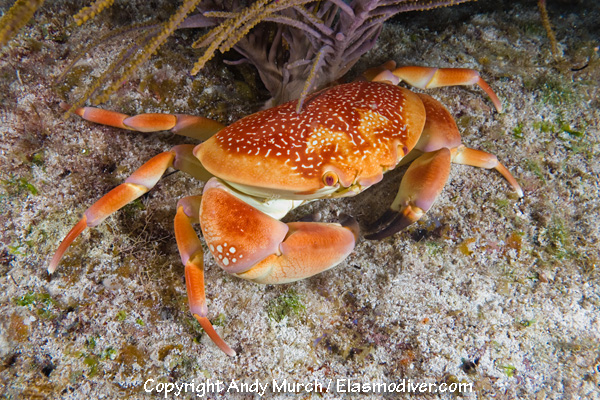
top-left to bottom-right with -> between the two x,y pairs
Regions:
50,62 -> 523,356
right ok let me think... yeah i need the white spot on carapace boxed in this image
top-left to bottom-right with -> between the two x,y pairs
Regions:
217,245 -> 223,253
223,257 -> 229,266
229,246 -> 236,254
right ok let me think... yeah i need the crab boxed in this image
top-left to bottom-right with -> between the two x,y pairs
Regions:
49,62 -> 523,356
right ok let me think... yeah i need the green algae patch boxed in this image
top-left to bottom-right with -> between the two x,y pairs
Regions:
13,291 -> 58,319
266,289 -> 306,322
498,364 -> 517,378
1,175 -> 38,196
83,355 -> 99,377
115,310 -> 127,321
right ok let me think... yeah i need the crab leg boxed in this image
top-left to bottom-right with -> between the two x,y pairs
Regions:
415,93 -> 523,197
174,196 -> 236,356
49,144 -> 210,273
368,61 -> 503,113
452,146 -> 523,197
62,102 -> 225,140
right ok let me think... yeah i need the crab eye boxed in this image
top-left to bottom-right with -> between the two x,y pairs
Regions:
322,171 -> 339,187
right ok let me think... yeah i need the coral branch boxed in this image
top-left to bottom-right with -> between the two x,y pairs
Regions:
94,0 -> 203,104
74,0 -> 115,26
537,0 -> 560,60
0,0 -> 44,48
296,46 -> 328,113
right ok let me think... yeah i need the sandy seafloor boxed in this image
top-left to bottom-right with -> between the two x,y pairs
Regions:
1,0 -> 599,398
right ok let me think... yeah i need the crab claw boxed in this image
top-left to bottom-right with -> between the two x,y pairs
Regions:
364,210 -> 412,241
365,149 -> 451,240
339,214 -> 360,241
